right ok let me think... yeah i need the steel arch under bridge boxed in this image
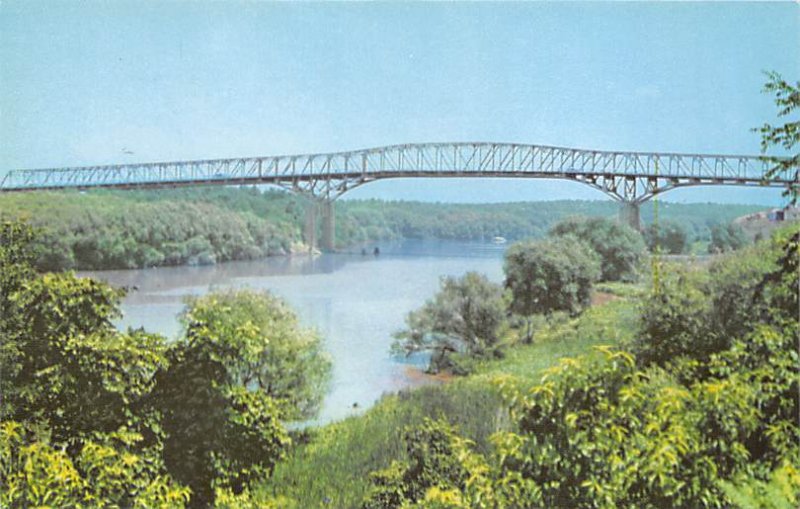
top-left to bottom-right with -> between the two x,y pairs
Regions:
1,142 -> 796,249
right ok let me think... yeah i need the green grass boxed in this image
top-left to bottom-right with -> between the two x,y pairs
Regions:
256,381 -> 505,508
474,299 -> 638,383
594,281 -> 646,298
253,294 -> 639,508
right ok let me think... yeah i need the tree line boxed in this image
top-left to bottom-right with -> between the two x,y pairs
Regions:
0,187 -> 762,271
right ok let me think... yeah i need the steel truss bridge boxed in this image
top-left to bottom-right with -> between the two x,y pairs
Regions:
1,142 -> 795,249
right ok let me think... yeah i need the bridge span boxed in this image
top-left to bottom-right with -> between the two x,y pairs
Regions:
1,142 -> 795,250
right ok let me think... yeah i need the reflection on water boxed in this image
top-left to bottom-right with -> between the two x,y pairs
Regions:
80,239 -> 506,424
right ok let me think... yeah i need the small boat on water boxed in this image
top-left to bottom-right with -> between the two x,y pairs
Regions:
492,236 -> 507,244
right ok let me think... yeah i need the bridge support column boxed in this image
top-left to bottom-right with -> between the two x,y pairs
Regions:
321,200 -> 335,252
304,200 -> 318,253
619,201 -> 641,231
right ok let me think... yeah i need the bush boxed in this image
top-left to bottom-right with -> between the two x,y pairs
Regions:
393,272 -> 505,373
634,224 -> 797,367
550,216 -> 646,281
634,264 -> 717,366
0,421 -> 190,508
709,223 -> 748,253
179,289 -> 332,420
362,419 -> 476,509
504,236 -> 600,341
644,220 -> 688,254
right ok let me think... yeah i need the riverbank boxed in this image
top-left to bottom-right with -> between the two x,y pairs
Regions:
253,295 -> 639,508
80,239 -> 508,424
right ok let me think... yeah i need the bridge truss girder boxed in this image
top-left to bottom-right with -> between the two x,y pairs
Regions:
2,143 -> 794,200
281,171 -> 782,205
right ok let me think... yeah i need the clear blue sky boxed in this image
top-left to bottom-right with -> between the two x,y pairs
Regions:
1,1 -> 797,204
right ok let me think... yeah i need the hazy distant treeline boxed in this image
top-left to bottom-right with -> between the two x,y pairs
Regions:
336,199 -> 762,246
0,187 -> 765,270
0,188 -> 299,270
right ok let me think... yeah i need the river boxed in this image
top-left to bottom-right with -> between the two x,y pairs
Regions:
80,239 -> 507,424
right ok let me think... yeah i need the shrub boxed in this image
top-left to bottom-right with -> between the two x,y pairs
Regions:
550,216 -> 646,281
709,223 -> 748,253
644,220 -> 688,254
504,236 -> 600,341
393,272 -> 506,373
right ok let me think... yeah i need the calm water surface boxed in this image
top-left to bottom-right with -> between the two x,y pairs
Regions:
81,239 -> 506,424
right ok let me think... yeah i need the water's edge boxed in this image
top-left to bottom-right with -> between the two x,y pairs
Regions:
80,239 -> 507,424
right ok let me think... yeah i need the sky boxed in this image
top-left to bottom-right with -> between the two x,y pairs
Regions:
1,1 -> 798,205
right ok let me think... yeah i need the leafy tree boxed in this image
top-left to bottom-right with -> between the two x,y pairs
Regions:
179,289 -> 332,420
393,272 -> 505,373
709,222 -> 748,253
0,220 -> 188,507
549,216 -> 646,282
0,222 -> 172,449
644,220 -> 688,254
755,71 -> 799,204
2,271 -> 174,445
636,225 -> 795,367
154,289 -> 322,506
504,237 -> 600,341
0,221 -> 38,417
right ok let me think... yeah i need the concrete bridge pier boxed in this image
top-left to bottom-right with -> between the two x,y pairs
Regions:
619,201 -> 641,231
304,200 -> 318,252
303,198 -> 336,252
320,200 -> 335,252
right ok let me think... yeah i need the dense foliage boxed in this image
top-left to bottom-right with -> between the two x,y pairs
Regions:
0,189 -> 299,270
154,291 -> 312,507
549,216 -> 646,281
362,418 -> 477,509
178,290 -> 332,420
708,222 -> 749,253
0,221 -> 188,507
504,236 -> 600,322
0,188 -> 764,270
644,220 -> 688,254
359,224 -> 800,508
0,221 -> 330,507
393,272 -> 505,374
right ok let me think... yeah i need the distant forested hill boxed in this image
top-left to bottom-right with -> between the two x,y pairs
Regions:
336,199 -> 765,245
0,187 -> 767,270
